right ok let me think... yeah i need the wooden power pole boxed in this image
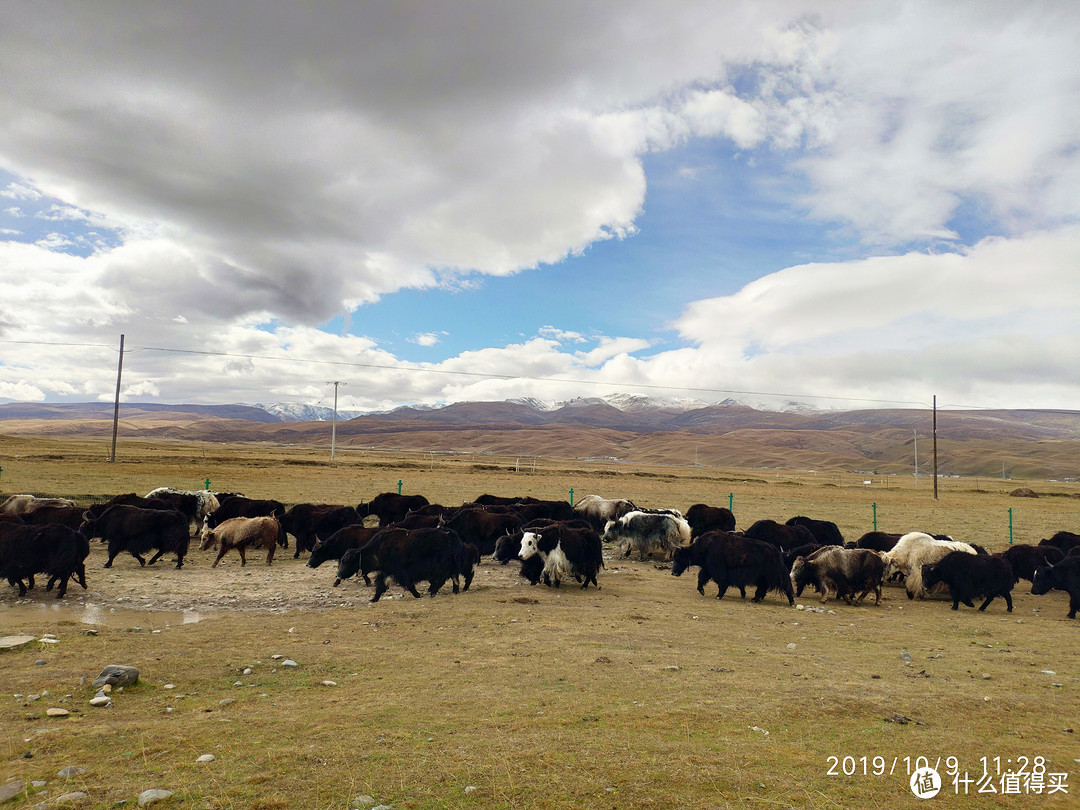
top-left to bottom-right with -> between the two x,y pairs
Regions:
108,333 -> 125,462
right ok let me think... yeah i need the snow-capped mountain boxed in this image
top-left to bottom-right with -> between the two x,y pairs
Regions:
254,402 -> 366,422
252,392 -> 822,422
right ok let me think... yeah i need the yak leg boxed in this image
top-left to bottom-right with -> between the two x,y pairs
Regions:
238,546 -> 247,566
752,579 -> 767,603
696,569 -> 709,595
212,546 -> 229,568
372,573 -> 389,602
397,573 -> 422,599
265,542 -> 275,565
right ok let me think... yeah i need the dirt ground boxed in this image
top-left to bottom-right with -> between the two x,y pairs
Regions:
3,527 -> 655,620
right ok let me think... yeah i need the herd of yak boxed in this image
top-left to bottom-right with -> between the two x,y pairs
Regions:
1,489 -> 1079,619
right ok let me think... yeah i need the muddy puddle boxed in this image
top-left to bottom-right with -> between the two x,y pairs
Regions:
0,602 -> 208,631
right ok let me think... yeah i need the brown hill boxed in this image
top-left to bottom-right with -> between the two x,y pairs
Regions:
1,401 -> 1078,479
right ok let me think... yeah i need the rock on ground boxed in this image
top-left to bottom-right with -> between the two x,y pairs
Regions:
137,788 -> 174,806
0,781 -> 25,802
93,665 -> 140,689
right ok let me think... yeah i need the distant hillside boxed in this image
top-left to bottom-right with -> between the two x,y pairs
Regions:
0,401 -> 282,423
1,399 -> 1078,479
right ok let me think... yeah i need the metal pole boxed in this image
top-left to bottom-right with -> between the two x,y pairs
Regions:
108,333 -> 125,463
329,381 -> 345,462
913,429 -> 918,488
932,395 -> 939,500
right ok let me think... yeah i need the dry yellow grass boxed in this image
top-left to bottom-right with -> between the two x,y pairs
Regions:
1,436 -> 1079,809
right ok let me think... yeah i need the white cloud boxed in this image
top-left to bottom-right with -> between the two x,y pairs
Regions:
1,182 -> 41,201
1,4 -> 1079,413
35,232 -> 75,251
575,336 -> 653,366
409,332 -> 444,347
538,326 -> 587,344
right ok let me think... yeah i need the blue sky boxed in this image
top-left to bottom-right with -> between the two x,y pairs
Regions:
332,142 -> 858,364
1,3 -> 1079,412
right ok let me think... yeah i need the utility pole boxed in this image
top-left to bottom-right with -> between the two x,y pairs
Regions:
913,429 -> 918,488
932,395 -> 939,500
329,381 -> 346,461
108,333 -> 125,463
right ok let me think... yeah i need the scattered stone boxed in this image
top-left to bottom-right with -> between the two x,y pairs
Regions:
320,680 -> 337,687
89,695 -> 112,708
748,725 -> 769,735
27,694 -> 41,702
196,754 -> 216,763
35,659 -> 47,666
372,805 -> 392,810
57,767 -> 85,779
982,674 -> 992,680
31,780 -> 46,788
233,681 -> 243,687
900,652 -> 912,662
242,668 -> 252,676
218,699 -> 236,707
281,660 -> 298,668
786,643 -> 796,650
464,785 -> 477,795
288,627 -> 297,634
0,781 -> 25,802
163,684 -> 175,690
271,654 -> 284,660
1041,670 -> 1056,675
93,665 -> 139,689
55,791 -> 89,804
137,788 -> 173,806
352,796 -> 376,807
46,708 -> 70,717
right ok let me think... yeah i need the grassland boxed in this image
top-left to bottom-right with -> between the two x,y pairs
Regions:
1,435 -> 1079,809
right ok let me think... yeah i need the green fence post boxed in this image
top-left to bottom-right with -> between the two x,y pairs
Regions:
204,477 -> 210,491
569,487 -> 574,506
728,493 -> 733,512
872,502 -> 877,532
1008,507 -> 1014,545
398,479 -> 403,495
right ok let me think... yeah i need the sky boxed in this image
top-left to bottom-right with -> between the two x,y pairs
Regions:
1,1 -> 1079,413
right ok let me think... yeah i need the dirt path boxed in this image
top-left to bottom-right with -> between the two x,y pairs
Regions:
2,536 -> 644,619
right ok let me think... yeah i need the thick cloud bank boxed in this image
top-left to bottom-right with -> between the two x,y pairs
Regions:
1,3 -> 1078,410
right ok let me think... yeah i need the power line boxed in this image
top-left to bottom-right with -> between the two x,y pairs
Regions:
0,338 -> 118,351
127,343 -> 929,407
6,336 -> 1077,413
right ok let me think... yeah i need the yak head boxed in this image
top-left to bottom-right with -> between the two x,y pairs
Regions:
517,531 -> 542,561
198,527 -> 218,551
